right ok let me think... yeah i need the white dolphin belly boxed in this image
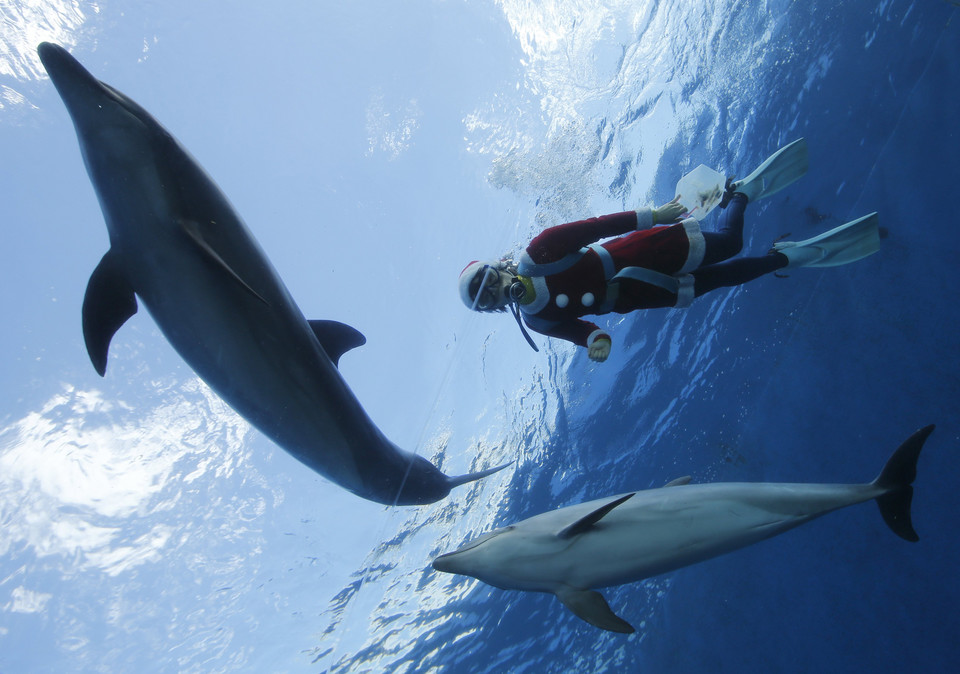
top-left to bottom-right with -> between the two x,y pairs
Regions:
560,482 -> 880,589
433,427 -> 933,633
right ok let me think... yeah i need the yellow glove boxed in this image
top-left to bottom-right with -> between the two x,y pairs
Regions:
588,337 -> 611,362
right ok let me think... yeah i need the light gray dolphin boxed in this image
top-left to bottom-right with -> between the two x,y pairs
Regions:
38,42 -> 509,505
433,426 -> 933,633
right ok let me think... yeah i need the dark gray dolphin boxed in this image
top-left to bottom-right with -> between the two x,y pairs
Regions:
38,42 -> 509,505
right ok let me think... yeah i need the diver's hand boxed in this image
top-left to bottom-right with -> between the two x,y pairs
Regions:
588,337 -> 611,363
652,196 -> 684,224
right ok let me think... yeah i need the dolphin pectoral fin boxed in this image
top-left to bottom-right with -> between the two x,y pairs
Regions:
555,586 -> 635,634
557,493 -> 635,539
446,460 -> 514,490
308,320 -> 367,366
179,219 -> 268,305
664,476 -> 692,487
83,250 -> 138,376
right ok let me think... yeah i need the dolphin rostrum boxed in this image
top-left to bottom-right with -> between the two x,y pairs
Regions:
433,426 -> 933,633
38,42 -> 509,505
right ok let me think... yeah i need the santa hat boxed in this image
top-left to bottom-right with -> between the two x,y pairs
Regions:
458,260 -> 494,310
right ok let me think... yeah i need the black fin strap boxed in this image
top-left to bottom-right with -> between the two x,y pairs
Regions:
510,302 -> 539,352
718,176 -> 736,209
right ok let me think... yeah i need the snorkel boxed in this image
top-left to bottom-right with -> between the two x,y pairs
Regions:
507,296 -> 539,352
503,274 -> 539,352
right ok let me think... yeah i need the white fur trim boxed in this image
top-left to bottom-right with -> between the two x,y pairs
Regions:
635,208 -> 655,230
587,329 -> 610,346
678,217 -> 706,273
523,275 -> 551,314
458,260 -> 487,309
517,250 -> 535,271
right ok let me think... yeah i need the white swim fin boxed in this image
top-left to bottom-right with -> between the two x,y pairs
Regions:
732,138 -> 809,202
773,212 -> 880,268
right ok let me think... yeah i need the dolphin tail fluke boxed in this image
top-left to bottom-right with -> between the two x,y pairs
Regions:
872,424 -> 935,542
446,461 -> 513,490
555,586 -> 635,634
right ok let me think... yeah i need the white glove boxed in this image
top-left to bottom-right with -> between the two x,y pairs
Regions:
652,196 -> 684,225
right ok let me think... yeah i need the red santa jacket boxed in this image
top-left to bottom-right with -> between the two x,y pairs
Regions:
517,208 -> 705,348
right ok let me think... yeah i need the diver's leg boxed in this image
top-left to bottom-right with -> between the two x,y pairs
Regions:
700,193 -> 748,265
691,253 -> 788,297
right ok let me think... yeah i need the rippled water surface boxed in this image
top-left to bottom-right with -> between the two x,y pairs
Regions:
2,0 -> 958,672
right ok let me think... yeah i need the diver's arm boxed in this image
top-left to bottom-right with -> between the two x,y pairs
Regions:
524,314 -> 611,358
526,199 -> 683,263
527,212 -> 646,262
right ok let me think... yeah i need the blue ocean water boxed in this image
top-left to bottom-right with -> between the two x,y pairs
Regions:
318,2 -> 960,672
1,0 -> 958,672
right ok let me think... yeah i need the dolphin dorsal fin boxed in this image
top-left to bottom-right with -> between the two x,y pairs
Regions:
664,476 -> 692,487
179,219 -> 268,305
557,493 -> 635,540
308,320 -> 366,366
555,586 -> 635,634
83,250 -> 138,376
